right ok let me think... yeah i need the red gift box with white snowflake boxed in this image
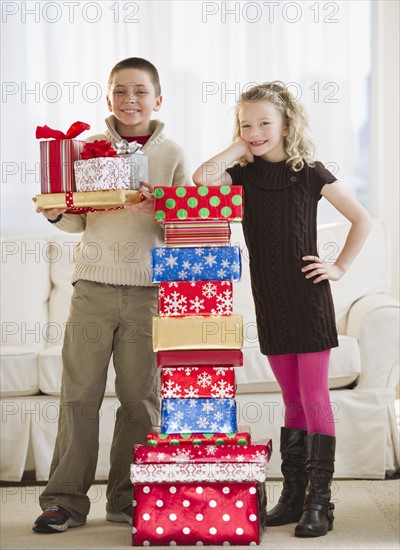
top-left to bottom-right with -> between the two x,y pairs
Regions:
160,367 -> 236,399
131,481 -> 266,546
158,281 -> 233,317
131,441 -> 272,483
133,441 -> 272,464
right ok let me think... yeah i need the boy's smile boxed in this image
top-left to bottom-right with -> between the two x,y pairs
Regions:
107,68 -> 162,136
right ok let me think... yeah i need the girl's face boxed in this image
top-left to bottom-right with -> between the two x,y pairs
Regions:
238,101 -> 288,162
107,68 -> 162,136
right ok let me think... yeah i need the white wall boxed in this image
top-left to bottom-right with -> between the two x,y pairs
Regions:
0,1 -> 398,299
371,0 -> 399,299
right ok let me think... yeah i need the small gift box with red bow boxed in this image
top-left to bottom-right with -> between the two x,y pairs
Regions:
74,139 -> 147,192
36,121 -> 90,194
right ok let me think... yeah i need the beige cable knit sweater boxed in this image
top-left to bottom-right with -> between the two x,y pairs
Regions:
53,116 -> 191,286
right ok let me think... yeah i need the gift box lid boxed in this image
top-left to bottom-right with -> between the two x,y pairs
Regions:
130,461 -> 269,484
156,350 -> 244,368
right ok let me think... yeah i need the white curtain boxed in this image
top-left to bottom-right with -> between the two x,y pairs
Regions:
1,0 -> 371,236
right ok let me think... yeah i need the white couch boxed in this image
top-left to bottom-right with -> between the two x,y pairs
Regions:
1,220 -> 399,481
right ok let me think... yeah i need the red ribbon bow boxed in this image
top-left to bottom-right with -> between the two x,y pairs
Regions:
36,121 -> 90,140
80,140 -> 117,160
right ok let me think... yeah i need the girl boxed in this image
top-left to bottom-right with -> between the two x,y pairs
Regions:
193,82 -> 371,538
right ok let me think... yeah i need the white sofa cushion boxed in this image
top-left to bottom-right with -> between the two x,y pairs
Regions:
0,347 -> 39,396
236,335 -> 361,394
0,396 -> 31,481
316,220 -> 391,323
0,237 -> 50,351
231,220 -> 391,338
39,346 -> 117,396
47,233 -> 81,348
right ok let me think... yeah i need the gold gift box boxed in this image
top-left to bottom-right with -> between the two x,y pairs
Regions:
35,190 -> 142,210
152,315 -> 243,352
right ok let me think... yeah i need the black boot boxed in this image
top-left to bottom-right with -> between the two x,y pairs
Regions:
295,433 -> 336,537
266,427 -> 308,526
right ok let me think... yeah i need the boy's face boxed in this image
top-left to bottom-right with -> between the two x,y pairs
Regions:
107,68 -> 162,136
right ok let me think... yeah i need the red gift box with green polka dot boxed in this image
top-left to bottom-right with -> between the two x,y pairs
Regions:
153,185 -> 243,222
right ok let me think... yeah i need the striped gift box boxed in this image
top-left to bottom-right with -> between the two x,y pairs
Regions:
164,221 -> 231,247
39,139 -> 85,194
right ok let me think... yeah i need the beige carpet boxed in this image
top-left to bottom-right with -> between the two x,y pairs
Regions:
0,480 -> 399,549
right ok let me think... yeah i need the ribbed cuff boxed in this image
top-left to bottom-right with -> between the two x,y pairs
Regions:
48,214 -> 63,224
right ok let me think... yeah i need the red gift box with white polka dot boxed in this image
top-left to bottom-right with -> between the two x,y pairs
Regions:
131,481 -> 266,546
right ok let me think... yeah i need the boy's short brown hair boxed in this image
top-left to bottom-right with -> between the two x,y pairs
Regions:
108,57 -> 161,96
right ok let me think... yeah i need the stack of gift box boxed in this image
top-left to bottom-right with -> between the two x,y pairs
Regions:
35,121 -> 147,211
130,185 -> 273,546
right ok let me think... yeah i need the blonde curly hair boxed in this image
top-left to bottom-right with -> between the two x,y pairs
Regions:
234,81 -> 316,172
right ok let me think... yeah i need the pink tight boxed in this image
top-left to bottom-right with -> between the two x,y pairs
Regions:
267,350 -> 336,436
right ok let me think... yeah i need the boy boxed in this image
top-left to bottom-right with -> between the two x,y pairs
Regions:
33,57 -> 190,533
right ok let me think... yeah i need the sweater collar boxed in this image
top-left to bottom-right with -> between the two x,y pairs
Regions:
104,115 -> 165,150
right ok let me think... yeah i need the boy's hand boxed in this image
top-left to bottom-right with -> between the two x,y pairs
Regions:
234,137 -> 254,163
32,197 -> 66,220
124,182 -> 155,215
301,255 -> 345,283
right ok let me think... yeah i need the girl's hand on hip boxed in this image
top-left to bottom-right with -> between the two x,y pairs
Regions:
301,255 -> 345,283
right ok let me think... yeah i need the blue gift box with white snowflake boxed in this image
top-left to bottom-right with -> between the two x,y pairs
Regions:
161,398 -> 237,434
151,246 -> 241,283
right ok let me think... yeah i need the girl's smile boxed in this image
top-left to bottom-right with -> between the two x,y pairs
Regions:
239,101 -> 288,162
